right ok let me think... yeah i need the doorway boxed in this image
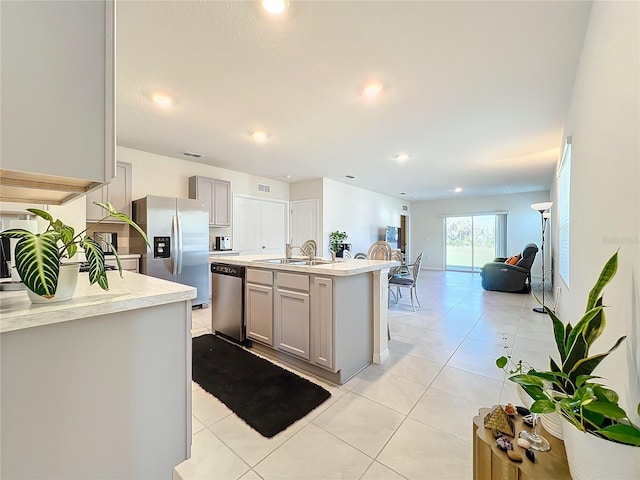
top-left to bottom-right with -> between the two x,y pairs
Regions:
444,215 -> 497,272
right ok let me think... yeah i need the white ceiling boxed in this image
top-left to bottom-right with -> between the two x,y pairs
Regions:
116,0 -> 592,201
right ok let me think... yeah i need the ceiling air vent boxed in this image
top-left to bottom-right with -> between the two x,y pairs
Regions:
181,151 -> 203,158
402,205 -> 409,212
257,183 -> 271,193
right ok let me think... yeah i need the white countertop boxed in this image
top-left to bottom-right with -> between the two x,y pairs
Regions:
208,254 -> 398,277
0,271 -> 196,334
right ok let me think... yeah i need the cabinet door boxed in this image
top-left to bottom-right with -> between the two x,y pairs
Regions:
275,288 -> 310,360
1,0 -> 115,184
86,186 -> 107,221
106,162 -> 132,218
311,277 -> 334,370
213,179 -> 231,226
86,162 -> 131,221
246,283 -> 273,346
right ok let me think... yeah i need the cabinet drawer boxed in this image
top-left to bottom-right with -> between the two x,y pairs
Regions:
247,268 -> 273,285
276,272 -> 309,292
105,257 -> 139,272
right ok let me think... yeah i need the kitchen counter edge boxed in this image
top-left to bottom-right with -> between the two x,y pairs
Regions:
208,254 -> 398,276
0,271 -> 196,333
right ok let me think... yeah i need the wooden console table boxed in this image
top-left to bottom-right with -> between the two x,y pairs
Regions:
473,407 -> 571,480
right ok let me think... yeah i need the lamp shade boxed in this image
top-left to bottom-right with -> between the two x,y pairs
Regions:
531,201 -> 553,212
543,211 -> 551,219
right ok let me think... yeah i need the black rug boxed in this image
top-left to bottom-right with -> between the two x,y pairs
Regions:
192,334 -> 331,438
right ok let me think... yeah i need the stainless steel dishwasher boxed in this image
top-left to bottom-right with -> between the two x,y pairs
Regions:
210,263 -> 247,345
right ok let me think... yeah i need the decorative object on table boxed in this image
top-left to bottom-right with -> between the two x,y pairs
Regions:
507,450 -> 523,462
505,252 -> 640,479
484,405 -> 515,437
496,435 -> 514,451
328,230 -> 348,255
529,201 -> 553,313
0,203 -> 148,303
192,334 -> 331,438
525,448 -> 536,463
504,403 -> 517,416
519,411 -> 551,452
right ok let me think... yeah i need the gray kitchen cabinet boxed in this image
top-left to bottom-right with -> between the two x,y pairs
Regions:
86,162 -> 132,221
274,272 -> 310,360
246,268 -> 273,346
188,176 -> 231,227
0,0 -> 115,205
311,276 -> 334,370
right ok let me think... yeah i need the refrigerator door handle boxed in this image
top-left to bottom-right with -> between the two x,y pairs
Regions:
176,215 -> 183,275
171,215 -> 179,276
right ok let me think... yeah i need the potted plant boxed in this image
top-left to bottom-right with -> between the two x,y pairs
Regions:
504,252 -> 640,479
1,202 -> 148,303
328,230 -> 348,254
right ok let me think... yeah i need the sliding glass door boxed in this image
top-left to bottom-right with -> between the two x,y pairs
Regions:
445,215 -> 499,272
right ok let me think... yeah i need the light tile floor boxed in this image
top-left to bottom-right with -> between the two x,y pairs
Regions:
176,270 -> 555,480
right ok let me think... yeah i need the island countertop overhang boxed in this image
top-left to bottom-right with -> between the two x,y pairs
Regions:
208,254 -> 398,276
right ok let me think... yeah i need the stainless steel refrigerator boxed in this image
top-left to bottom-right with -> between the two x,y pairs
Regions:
131,195 -> 209,307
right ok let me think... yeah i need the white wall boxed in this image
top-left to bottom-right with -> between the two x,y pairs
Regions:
550,1 -> 639,419
410,191 -> 551,277
321,178 -> 407,258
117,146 -> 290,245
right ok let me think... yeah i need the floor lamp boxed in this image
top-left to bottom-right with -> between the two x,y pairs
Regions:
530,202 -> 553,314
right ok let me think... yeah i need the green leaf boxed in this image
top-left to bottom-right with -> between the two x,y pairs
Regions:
568,336 -> 626,384
582,297 -> 606,346
13,231 -> 61,297
530,399 -> 556,414
548,308 -> 567,362
564,332 -> 589,376
26,208 -> 53,222
496,356 -> 508,369
574,386 -> 596,406
566,306 -> 604,353
593,385 -> 618,404
584,401 -> 626,419
509,374 -> 545,388
597,424 -> 640,446
576,375 -> 600,388
586,251 -> 618,312
94,202 -> 150,248
82,237 -> 109,290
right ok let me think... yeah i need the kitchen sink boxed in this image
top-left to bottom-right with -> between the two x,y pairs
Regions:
253,258 -> 335,266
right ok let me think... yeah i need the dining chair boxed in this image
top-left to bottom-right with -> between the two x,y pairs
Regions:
389,252 -> 423,311
367,240 -> 392,260
386,249 -> 404,339
341,249 -> 353,259
300,239 -> 317,258
354,252 -> 367,259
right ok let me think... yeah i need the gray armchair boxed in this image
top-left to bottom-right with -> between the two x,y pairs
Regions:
480,243 -> 538,293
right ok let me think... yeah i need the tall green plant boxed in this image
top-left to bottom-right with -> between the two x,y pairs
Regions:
1,202 -> 148,298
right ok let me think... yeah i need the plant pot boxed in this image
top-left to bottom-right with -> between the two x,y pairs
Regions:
26,263 -> 80,304
540,411 -> 564,440
562,418 -> 640,480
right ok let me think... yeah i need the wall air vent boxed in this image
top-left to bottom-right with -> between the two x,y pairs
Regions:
402,205 -> 409,212
345,175 -> 356,179
181,151 -> 203,158
257,183 -> 271,193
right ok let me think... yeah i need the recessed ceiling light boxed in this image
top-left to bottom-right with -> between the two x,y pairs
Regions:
362,82 -> 383,99
152,93 -> 173,107
283,174 -> 292,179
394,153 -> 411,163
250,130 -> 269,142
454,187 -> 463,193
262,0 -> 288,15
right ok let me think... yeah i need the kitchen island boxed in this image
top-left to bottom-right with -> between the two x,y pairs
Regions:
0,271 -> 196,479
208,254 -> 397,384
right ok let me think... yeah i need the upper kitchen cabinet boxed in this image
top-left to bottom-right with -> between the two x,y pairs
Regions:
188,176 -> 231,227
86,162 -> 132,221
0,0 -> 115,205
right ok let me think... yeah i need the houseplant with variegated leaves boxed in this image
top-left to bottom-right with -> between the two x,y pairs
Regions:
1,202 -> 148,302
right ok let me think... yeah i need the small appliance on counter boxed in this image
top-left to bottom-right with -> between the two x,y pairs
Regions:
214,236 -> 231,251
93,232 -> 118,255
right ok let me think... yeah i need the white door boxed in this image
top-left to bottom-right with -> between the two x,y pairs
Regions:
290,199 -> 319,250
233,196 -> 287,255
260,200 -> 287,255
233,196 -> 261,254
